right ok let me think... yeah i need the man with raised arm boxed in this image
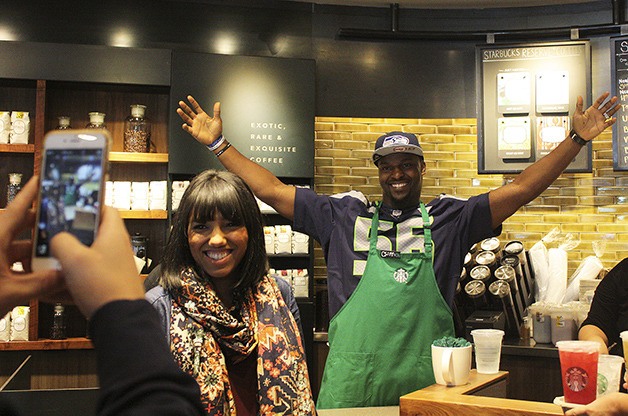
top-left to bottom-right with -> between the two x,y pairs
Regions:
177,92 -> 618,409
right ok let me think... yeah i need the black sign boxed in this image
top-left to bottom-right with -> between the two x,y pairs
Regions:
611,37 -> 628,171
169,51 -> 315,178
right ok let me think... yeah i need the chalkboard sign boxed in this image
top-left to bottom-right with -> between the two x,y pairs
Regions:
169,51 -> 315,178
611,36 -> 628,171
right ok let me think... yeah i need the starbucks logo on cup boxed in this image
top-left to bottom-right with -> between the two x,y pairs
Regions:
598,374 -> 608,395
565,366 -> 589,392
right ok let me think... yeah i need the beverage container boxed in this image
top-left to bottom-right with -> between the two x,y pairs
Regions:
551,305 -> 577,346
7,173 -> 22,205
556,340 -> 599,405
86,112 -> 106,129
56,116 -> 71,130
597,354 -> 624,397
123,104 -> 151,152
471,329 -> 505,374
621,331 -> 628,361
431,344 -> 473,386
529,302 -> 551,344
50,303 -> 67,340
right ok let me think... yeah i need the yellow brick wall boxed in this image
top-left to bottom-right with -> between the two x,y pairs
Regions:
313,117 -> 628,283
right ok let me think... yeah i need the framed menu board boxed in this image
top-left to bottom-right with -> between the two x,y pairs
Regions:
611,36 -> 628,171
476,41 -> 591,174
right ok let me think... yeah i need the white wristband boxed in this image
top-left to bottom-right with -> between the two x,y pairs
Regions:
207,135 -> 225,151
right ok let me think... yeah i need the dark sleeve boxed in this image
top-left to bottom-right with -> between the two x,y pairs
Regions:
275,276 -> 304,339
89,299 -> 203,416
143,263 -> 162,291
580,259 -> 627,348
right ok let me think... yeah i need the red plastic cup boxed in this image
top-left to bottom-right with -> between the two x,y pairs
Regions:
556,341 -> 599,405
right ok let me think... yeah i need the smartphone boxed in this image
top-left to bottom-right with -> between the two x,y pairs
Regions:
32,129 -> 110,271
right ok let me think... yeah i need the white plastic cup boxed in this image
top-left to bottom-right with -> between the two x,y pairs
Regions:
621,331 -> 628,363
597,354 -> 624,397
471,329 -> 505,374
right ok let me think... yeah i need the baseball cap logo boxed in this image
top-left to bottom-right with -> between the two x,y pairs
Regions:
382,135 -> 410,147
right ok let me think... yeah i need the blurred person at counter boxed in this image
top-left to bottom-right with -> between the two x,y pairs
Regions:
578,257 -> 628,356
177,92 -> 618,409
0,177 -> 203,416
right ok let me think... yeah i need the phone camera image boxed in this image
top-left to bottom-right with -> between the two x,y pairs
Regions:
35,147 -> 104,257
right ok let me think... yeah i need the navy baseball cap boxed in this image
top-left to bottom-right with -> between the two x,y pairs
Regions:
373,131 -> 423,165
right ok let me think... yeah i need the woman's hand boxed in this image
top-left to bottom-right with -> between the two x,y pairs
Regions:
177,95 -> 222,146
50,206 -> 145,319
0,176 -> 64,316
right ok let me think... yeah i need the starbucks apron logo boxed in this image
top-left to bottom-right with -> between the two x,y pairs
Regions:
393,268 -> 409,283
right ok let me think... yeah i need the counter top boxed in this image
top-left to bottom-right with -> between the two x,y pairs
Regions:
317,405 -> 399,415
315,371 -> 564,416
313,332 -> 560,358
400,370 -> 564,416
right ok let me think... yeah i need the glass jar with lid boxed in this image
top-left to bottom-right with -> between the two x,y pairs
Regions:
124,104 -> 151,152
56,116 -> 71,130
86,112 -> 106,129
7,173 -> 22,205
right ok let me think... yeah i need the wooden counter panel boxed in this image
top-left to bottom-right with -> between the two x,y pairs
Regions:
400,370 -> 563,416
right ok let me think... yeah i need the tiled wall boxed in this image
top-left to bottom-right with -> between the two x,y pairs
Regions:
312,117 -> 628,283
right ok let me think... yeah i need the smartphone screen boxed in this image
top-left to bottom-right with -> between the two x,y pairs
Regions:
33,130 -> 109,269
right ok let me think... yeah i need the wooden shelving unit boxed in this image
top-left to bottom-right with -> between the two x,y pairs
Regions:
0,43 -> 172,348
0,338 -> 93,351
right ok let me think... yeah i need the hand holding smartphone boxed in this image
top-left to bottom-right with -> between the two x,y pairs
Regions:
32,129 -> 110,271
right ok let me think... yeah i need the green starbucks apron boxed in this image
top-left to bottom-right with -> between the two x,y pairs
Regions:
317,202 -> 455,409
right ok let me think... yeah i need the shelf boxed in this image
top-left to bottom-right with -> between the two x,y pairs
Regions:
118,210 -> 167,219
0,143 -> 35,153
268,253 -> 310,258
0,337 -> 93,351
109,152 -> 168,163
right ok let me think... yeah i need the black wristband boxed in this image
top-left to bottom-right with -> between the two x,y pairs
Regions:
215,142 -> 231,157
569,129 -> 588,146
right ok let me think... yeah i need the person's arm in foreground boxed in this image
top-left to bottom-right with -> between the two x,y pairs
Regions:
177,96 -> 296,219
0,177 -> 203,416
577,324 -> 610,354
488,92 -> 619,229
565,392 -> 628,416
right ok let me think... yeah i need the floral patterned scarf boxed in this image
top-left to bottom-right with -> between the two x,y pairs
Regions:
170,269 -> 316,415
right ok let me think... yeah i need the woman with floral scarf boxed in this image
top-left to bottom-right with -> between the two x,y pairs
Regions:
147,170 -> 316,416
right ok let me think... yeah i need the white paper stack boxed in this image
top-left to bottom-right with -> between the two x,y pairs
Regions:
149,181 -> 167,210
9,111 -> 29,144
563,256 -> 604,303
10,306 -> 29,341
0,312 -> 11,341
274,269 -> 293,286
171,181 -> 190,211
292,231 -> 309,254
264,226 -> 275,254
546,247 -> 568,304
130,182 -> 150,210
0,111 -> 10,144
274,225 -> 292,254
112,181 -> 132,210
104,181 -> 114,207
293,269 -> 309,298
529,240 -> 550,302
